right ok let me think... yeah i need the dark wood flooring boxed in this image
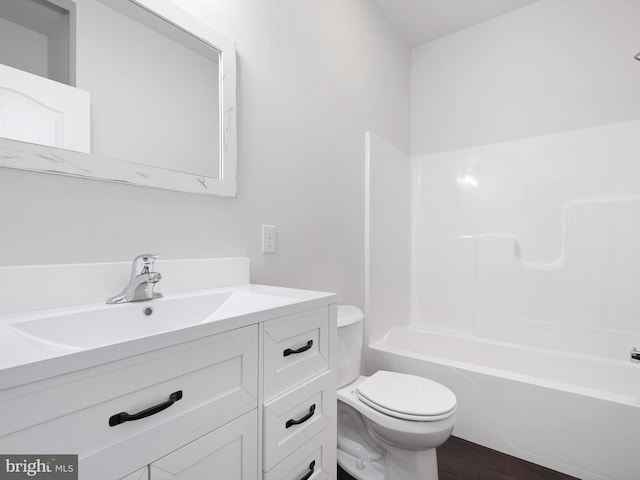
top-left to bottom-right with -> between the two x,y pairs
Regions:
337,436 -> 580,480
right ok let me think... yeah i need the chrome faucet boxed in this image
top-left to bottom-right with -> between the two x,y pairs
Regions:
106,254 -> 163,304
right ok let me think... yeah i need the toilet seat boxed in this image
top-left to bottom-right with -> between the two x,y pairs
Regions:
356,371 -> 456,422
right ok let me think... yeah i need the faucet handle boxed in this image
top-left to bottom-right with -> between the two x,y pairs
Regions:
132,253 -> 160,275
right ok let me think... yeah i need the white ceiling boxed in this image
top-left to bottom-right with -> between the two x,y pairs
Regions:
375,0 -> 540,48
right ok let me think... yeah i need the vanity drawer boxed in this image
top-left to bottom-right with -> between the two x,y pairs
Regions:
265,428 -> 333,480
263,306 -> 329,400
0,325 -> 258,479
263,370 -> 332,471
149,409 -> 258,480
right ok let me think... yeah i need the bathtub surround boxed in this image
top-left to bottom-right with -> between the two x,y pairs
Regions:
366,121 -> 640,480
414,120 -> 640,355
364,133 -> 412,346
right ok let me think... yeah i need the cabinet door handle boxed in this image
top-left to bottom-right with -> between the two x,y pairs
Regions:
109,390 -> 183,427
283,340 -> 313,357
286,404 -> 316,428
299,460 -> 316,480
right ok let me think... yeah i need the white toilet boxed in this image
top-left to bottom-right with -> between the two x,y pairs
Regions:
337,305 -> 456,480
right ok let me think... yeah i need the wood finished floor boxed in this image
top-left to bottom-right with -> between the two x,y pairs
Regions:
337,436 -> 580,480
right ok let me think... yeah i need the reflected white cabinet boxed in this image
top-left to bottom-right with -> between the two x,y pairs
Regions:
0,64 -> 91,153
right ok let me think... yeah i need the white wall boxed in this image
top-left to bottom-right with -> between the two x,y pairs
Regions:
411,0 -> 640,155
0,0 -> 409,309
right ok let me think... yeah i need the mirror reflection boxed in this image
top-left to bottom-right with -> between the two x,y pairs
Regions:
0,0 -> 235,194
78,0 -> 221,178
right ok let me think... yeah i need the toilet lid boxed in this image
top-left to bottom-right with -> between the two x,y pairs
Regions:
356,371 -> 456,420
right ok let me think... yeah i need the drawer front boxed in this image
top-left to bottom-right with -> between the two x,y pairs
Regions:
265,428 -> 334,480
263,371 -> 333,471
263,307 -> 329,400
150,410 -> 258,480
0,325 -> 258,479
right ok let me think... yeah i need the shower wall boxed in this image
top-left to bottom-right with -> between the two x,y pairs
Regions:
365,133 -> 412,346
365,121 -> 640,362
414,121 -> 640,361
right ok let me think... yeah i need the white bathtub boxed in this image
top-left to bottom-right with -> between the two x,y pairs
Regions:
367,326 -> 640,480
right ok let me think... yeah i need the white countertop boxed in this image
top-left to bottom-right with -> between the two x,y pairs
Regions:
0,284 -> 336,390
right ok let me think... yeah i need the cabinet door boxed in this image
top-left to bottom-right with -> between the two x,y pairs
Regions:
149,410 -> 257,480
121,467 -> 148,480
2,324 -> 258,480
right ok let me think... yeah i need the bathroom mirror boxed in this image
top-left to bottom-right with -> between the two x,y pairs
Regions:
0,0 -> 237,197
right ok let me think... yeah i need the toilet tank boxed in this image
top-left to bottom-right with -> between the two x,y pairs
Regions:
337,305 -> 364,388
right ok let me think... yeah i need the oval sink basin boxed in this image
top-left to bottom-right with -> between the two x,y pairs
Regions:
9,290 -> 293,351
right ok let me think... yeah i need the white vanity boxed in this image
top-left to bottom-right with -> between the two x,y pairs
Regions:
0,258 -> 337,480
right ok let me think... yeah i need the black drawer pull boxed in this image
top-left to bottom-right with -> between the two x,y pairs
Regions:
283,340 -> 313,357
109,390 -> 183,427
286,404 -> 316,429
299,460 -> 316,480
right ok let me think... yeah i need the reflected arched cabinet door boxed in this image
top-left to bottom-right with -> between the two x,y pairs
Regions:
0,64 -> 90,154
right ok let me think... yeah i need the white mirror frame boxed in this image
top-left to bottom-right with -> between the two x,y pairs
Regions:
0,0 -> 237,197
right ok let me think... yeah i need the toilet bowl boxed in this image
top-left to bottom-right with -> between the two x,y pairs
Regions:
337,306 -> 456,480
